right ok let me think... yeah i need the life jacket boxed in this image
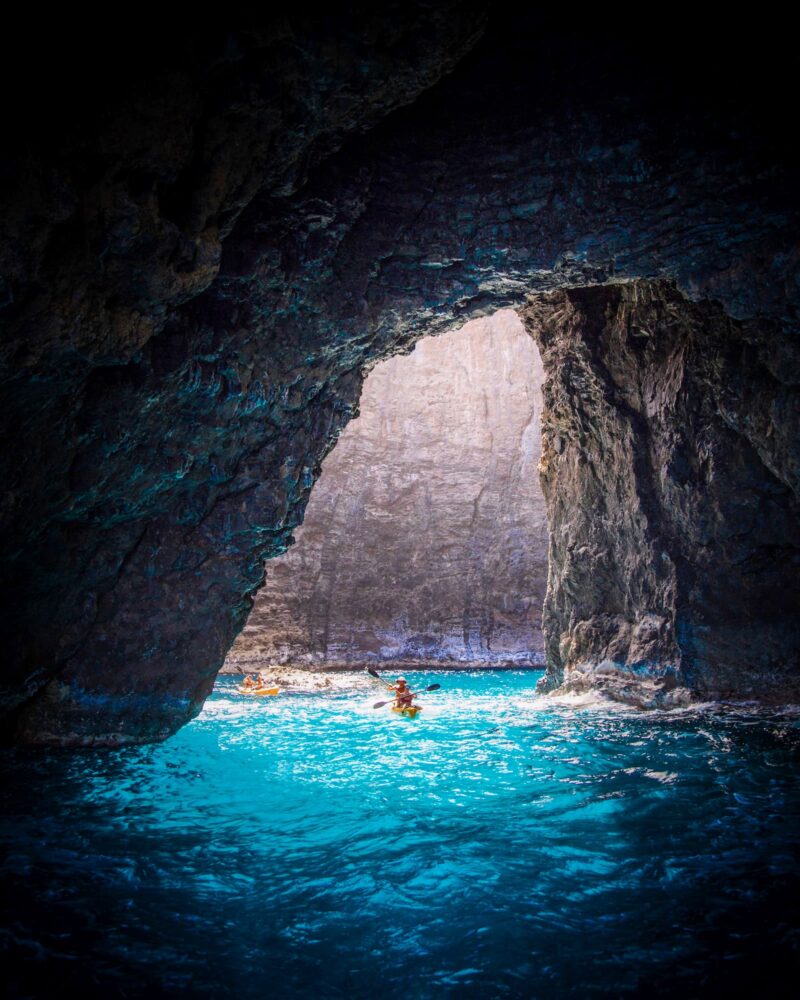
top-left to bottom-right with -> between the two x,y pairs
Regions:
394,685 -> 413,706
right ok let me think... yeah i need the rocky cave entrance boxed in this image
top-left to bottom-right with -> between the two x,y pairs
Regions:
7,276 -> 799,747
224,276 -> 800,709
225,309 -> 549,675
2,9 -> 797,746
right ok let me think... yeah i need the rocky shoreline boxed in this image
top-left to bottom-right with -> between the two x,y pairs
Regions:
221,663 -> 544,696
224,659 -> 544,676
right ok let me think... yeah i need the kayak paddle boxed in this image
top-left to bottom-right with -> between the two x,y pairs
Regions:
367,667 -> 390,691
372,683 -> 441,709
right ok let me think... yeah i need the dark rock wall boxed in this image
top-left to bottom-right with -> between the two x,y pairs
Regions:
525,281 -> 800,706
226,311 -> 547,669
1,8 -> 489,743
1,12 -> 798,742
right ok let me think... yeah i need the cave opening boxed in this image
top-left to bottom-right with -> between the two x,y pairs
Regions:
224,308 -> 550,679
221,275 -> 800,713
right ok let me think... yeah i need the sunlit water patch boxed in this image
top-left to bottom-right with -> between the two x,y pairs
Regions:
2,671 -> 799,998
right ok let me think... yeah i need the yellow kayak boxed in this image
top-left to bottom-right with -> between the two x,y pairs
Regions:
236,685 -> 280,696
391,704 -> 422,719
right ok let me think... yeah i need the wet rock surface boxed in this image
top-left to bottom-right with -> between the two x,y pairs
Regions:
1,12 -> 798,742
226,311 -> 547,671
525,281 -> 800,706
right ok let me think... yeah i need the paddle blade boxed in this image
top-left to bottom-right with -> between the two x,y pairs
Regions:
372,700 -> 390,709
367,668 -> 382,680
425,684 -> 441,692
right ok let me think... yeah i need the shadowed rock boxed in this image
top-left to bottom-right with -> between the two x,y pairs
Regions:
524,281 -> 800,707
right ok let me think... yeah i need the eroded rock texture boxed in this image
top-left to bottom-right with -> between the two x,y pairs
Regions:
1,11 -> 798,742
1,7 -> 489,743
227,311 -> 547,669
525,282 -> 800,706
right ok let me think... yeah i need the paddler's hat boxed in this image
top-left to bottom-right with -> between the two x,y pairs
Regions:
396,676 -> 407,683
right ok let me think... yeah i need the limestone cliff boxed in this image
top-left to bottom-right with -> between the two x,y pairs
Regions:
227,311 -> 547,669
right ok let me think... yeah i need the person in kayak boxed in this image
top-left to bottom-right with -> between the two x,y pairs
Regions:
243,672 -> 271,690
389,676 -> 416,709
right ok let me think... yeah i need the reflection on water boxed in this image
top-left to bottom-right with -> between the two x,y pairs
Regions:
2,671 -> 799,998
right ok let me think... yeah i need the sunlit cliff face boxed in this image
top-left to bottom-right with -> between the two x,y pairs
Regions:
227,310 -> 548,671
1,12 -> 798,743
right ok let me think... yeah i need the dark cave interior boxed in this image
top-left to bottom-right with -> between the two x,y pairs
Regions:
1,6 -> 798,745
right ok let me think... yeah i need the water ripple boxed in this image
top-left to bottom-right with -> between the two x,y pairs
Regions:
2,670 -> 799,998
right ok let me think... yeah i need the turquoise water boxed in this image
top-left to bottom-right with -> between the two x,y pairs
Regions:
2,670 -> 799,998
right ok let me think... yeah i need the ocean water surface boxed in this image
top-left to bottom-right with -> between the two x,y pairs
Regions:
2,670 -> 799,998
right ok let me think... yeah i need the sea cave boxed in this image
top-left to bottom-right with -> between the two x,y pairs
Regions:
1,7 -> 798,997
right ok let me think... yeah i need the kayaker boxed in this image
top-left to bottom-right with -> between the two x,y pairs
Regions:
389,676 -> 415,709
243,674 -> 256,689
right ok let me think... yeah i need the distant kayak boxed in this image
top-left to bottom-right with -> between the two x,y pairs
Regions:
236,686 -> 280,697
391,705 -> 422,719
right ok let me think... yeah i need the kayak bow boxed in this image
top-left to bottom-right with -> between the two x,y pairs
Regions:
391,704 -> 422,719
